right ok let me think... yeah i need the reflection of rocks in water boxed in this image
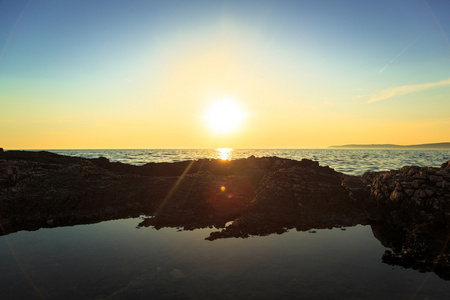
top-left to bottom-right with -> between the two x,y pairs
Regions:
371,222 -> 450,280
1,150 -> 450,279
365,161 -> 450,281
370,222 -> 406,252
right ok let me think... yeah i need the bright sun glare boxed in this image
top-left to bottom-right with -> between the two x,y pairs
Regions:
204,98 -> 245,134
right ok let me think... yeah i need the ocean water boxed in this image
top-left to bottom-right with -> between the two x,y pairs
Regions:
50,148 -> 450,175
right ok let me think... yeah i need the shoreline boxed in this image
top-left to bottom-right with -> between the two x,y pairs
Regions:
1,150 -> 449,279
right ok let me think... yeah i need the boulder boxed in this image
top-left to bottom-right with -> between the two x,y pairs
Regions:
362,161 -> 450,229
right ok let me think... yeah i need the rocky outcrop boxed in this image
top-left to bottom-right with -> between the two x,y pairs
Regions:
205,163 -> 370,240
363,162 -> 450,280
0,153 -> 161,232
362,161 -> 450,228
1,150 -> 449,279
138,157 -> 372,233
1,151 -> 370,234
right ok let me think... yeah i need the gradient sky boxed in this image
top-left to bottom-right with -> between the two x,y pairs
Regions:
1,0 -> 449,149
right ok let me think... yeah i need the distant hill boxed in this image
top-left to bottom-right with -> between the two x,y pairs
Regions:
329,142 -> 450,149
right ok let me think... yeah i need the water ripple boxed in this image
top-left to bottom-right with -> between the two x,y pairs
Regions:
50,149 -> 450,176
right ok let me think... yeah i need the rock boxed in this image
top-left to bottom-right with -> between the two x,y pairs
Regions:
363,161 -> 450,229
362,160 -> 450,280
424,189 -> 434,196
414,172 -> 427,180
419,190 -> 427,198
389,190 -> 403,202
404,189 -> 415,196
442,161 -> 450,169
206,164 -> 371,240
430,175 -> 443,182
169,269 -> 185,279
2,151 -> 370,235
1,150 -> 449,279
91,156 -> 110,169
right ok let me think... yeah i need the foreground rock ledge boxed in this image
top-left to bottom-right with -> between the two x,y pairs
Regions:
1,150 -> 449,279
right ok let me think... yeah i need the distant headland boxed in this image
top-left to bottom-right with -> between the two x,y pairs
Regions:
329,142 -> 450,149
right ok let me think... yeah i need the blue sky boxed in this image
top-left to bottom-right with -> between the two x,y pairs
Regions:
1,0 -> 449,148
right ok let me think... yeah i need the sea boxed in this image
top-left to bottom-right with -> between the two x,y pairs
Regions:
51,148 -> 450,176
1,149 -> 450,299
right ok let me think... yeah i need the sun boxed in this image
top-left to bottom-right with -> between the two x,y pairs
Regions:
204,98 -> 245,134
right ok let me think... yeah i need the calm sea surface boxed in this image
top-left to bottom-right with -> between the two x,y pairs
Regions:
51,148 -> 450,175
1,149 -> 450,299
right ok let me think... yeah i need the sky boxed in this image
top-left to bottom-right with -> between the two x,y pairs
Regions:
1,0 -> 449,149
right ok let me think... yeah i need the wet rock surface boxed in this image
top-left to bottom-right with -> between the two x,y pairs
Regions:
1,150 -> 449,279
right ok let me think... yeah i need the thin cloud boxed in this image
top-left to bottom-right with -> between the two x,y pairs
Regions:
424,0 -> 450,52
378,36 -> 421,73
31,119 -> 73,124
0,0 -> 33,64
368,78 -> 450,103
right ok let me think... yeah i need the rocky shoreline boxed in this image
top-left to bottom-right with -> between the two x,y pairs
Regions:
363,161 -> 450,280
1,149 -> 449,279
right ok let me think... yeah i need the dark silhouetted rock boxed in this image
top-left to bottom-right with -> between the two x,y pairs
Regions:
1,151 -> 372,235
363,162 -> 450,280
206,164 -> 371,240
1,150 -> 449,279
362,162 -> 450,229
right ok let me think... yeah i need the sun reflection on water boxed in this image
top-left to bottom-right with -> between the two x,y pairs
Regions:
216,148 -> 233,160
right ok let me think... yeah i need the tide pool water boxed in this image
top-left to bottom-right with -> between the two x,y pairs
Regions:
1,219 -> 449,299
